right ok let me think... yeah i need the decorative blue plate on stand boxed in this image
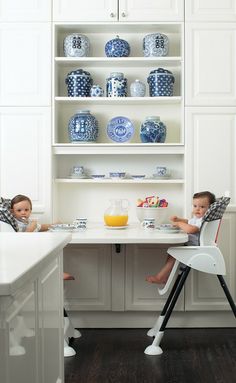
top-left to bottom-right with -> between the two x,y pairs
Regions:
107,116 -> 134,143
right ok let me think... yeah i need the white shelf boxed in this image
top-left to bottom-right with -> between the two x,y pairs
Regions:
55,56 -> 182,67
55,96 -> 182,105
55,178 -> 184,184
53,143 -> 184,155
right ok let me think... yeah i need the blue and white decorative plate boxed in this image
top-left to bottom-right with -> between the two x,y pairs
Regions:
107,116 -> 134,143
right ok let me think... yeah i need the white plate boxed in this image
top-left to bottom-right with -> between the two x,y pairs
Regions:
152,174 -> 170,179
157,227 -> 180,234
49,224 -> 80,232
105,225 -> 128,230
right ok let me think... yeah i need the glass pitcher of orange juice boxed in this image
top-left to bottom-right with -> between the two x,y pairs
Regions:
104,199 -> 129,227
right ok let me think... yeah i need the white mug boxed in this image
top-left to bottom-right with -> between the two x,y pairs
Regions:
141,218 -> 155,229
73,218 -> 87,230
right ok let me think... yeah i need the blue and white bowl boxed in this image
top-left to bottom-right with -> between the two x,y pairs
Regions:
143,33 -> 169,57
63,33 -> 90,57
105,35 -> 130,57
68,110 -> 98,143
65,69 -> 93,97
109,172 -> 126,179
147,68 -> 175,97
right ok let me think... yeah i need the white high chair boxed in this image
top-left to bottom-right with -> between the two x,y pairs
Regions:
64,308 -> 81,357
145,196 -> 236,355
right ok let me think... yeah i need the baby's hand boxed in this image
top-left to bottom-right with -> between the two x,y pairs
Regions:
170,215 -> 178,222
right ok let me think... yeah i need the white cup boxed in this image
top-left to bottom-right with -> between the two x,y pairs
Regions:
141,218 -> 155,230
156,166 -> 167,177
73,218 -> 87,230
72,166 -> 84,176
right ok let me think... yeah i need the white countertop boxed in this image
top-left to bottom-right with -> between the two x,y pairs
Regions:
0,232 -> 71,296
70,222 -> 188,244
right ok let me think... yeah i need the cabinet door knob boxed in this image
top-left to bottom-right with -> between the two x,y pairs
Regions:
110,12 -> 115,18
121,12 -> 126,17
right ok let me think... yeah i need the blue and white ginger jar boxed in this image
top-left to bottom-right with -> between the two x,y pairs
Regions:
65,69 -> 93,97
147,68 -> 175,97
143,33 -> 169,57
140,116 -> 166,143
90,84 -> 104,97
106,72 -> 127,97
105,35 -> 130,57
130,79 -> 146,97
63,33 -> 90,57
68,110 -> 98,143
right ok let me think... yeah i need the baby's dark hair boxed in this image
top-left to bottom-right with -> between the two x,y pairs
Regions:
11,194 -> 32,210
193,191 -> 216,205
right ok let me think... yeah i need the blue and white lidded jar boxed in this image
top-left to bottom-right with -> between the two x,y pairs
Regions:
63,33 -> 90,57
90,84 -> 104,97
143,33 -> 169,57
140,116 -> 166,143
130,79 -> 146,97
147,68 -> 175,97
68,110 -> 99,143
106,72 -> 127,97
65,69 -> 93,97
105,35 -> 130,57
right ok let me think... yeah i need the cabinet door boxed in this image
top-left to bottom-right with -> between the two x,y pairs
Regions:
0,107 -> 51,220
185,107 -> 236,202
63,244 -> 112,310
0,23 -> 51,106
38,257 -> 63,383
185,212 -> 236,311
185,0 -> 236,22
0,0 -> 51,21
5,283 -> 38,383
185,23 -> 236,106
53,0 -> 118,21
125,244 -> 184,311
119,0 -> 184,21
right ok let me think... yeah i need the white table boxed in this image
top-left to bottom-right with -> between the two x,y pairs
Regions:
70,222 -> 188,244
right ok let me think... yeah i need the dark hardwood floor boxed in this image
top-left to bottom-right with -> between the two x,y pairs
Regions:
65,328 -> 236,383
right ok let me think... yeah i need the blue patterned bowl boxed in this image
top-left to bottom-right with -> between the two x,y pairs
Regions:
105,35 -> 130,57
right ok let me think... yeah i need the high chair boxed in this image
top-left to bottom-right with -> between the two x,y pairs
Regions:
145,196 -> 236,355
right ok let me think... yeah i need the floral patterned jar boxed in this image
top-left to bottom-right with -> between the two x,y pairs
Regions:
106,72 -> 127,97
143,33 -> 169,57
140,116 -> 166,143
130,79 -> 146,97
68,110 -> 98,143
105,35 -> 130,57
63,33 -> 90,57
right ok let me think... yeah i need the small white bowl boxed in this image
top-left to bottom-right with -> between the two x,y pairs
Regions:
91,174 -> 105,179
109,172 -> 126,179
136,206 -> 168,225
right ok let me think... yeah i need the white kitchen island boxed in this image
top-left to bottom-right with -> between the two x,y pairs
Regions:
0,232 -> 71,383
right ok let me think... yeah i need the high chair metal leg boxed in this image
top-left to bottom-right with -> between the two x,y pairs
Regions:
145,266 -> 191,355
217,275 -> 236,317
147,270 -> 183,337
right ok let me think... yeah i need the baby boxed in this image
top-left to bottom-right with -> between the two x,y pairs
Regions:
11,194 -> 51,232
146,191 -> 216,284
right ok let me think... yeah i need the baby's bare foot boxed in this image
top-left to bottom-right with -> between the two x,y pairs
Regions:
146,275 -> 167,284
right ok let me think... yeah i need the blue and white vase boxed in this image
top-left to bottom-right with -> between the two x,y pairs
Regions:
63,33 -> 90,57
143,33 -> 169,57
147,68 -> 175,97
68,110 -> 98,143
130,79 -> 146,97
106,72 -> 127,97
140,116 -> 166,143
90,84 -> 104,97
65,69 -> 93,97
105,35 -> 130,57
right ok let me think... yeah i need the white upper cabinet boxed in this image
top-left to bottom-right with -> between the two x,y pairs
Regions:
185,107 -> 236,202
119,0 -> 184,21
0,107 -> 51,219
53,0 -> 118,21
53,0 -> 184,21
185,0 -> 236,21
185,23 -> 236,106
0,0 -> 51,21
0,23 -> 51,106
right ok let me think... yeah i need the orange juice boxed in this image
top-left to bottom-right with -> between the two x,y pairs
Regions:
104,215 -> 128,227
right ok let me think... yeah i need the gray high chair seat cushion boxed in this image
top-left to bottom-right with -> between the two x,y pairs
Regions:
0,197 -> 18,231
202,196 -> 230,222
